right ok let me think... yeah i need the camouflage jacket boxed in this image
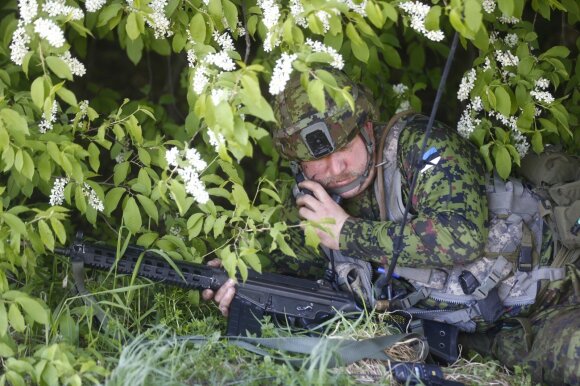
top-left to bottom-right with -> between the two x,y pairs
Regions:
339,113 -> 489,269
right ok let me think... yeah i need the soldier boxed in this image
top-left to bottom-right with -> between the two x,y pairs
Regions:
203,71 -> 579,384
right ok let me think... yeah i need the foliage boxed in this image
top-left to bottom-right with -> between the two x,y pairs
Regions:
0,0 -> 577,383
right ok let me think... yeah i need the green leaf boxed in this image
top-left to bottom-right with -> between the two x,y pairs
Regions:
232,184 -> 250,209
104,187 -> 125,215
126,12 -> 141,40
365,1 -> 385,28
126,36 -> 144,65
38,219 -> 55,251
31,77 -> 45,109
218,160 -> 243,185
98,3 -> 123,27
56,86 -> 78,107
498,0 -> 514,16
222,0 -> 238,31
493,144 -> 512,179
189,13 -> 206,42
2,213 -> 27,236
123,197 -> 142,234
260,188 -> 281,203
49,218 -> 66,244
213,215 -> 227,238
88,143 -> 100,172
307,79 -> 325,112
531,131 -> 543,153
0,109 -> 29,136
15,297 -> 48,325
424,5 -> 441,31
113,161 -> 130,186
8,304 -> 24,333
0,303 -> 7,337
187,213 -> 204,239
494,87 -> 511,117
45,56 -> 73,80
136,194 -> 158,224
14,149 -> 23,172
304,223 -> 321,249
169,181 -> 194,215
203,214 -> 215,235
539,46 -> 570,59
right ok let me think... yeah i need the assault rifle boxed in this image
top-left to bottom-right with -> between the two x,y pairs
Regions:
56,239 -> 361,336
56,239 -> 464,386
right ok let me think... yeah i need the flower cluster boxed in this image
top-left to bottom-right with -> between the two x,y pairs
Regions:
316,11 -> 331,33
504,33 -> 518,48
19,0 -> 38,24
211,88 -> 231,105
457,69 -> 477,101
530,78 -> 554,104
498,15 -> 520,24
166,146 -> 209,204
189,31 -> 237,95
34,18 -> 65,47
60,51 -> 86,77
269,53 -> 297,95
457,96 -> 482,138
39,101 -> 58,133
146,0 -> 173,39
82,183 -> 105,212
49,177 -> 69,206
305,39 -> 344,70
289,0 -> 307,27
482,0 -> 496,13
43,0 -> 84,20
258,0 -> 281,52
10,22 -> 30,65
495,50 -> 519,67
86,0 -> 106,12
340,0 -> 367,16
398,1 -> 445,42
208,130 -> 225,152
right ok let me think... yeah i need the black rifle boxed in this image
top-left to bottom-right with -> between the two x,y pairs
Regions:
56,239 -> 361,336
56,239 -> 464,386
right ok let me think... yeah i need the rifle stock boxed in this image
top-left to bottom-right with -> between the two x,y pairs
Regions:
57,239 -> 361,336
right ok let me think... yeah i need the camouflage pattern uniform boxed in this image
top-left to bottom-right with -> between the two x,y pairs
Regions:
271,73 -> 579,384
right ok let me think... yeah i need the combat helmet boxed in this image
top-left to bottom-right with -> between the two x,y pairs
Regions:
273,71 -> 375,162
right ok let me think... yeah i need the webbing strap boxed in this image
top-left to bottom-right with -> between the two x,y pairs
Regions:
71,260 -> 109,328
179,333 -> 427,367
514,267 -> 566,291
396,287 -> 430,310
473,256 -> 511,300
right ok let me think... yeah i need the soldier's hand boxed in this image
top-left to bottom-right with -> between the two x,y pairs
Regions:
296,179 -> 349,250
201,258 -> 237,317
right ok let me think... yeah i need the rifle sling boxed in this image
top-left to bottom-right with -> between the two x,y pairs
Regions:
179,332 -> 428,368
71,259 -> 109,328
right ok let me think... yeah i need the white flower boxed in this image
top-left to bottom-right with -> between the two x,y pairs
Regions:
213,31 -> 235,51
289,0 -> 307,27
530,90 -> 554,104
457,108 -> 480,138
185,148 -> 207,171
235,21 -> 246,37
495,50 -> 519,67
263,31 -> 281,52
178,168 -> 209,204
499,15 -> 519,24
192,65 -> 209,94
398,1 -> 445,42
393,83 -> 409,95
146,0 -> 173,39
34,18 -> 65,48
208,130 -> 225,151
482,57 -> 492,71
305,39 -> 344,69
504,33 -> 518,48
482,0 -> 496,14
510,129 -> 529,157
340,0 -> 367,16
60,51 -> 86,77
187,49 -> 197,68
269,53 -> 297,95
39,100 -> 58,133
535,78 -> 549,90
316,11 -> 331,33
165,147 -> 180,166
457,68 -> 477,101
43,0 -> 84,20
10,22 -> 30,65
82,183 -> 104,212
49,177 -> 69,206
205,51 -> 236,71
86,0 -> 107,12
258,0 -> 280,29
471,96 -> 483,112
19,0 -> 38,24
79,100 -> 89,117
489,31 -> 499,44
211,88 -> 230,105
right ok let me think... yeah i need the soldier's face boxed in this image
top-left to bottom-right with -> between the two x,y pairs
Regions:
301,124 -> 375,199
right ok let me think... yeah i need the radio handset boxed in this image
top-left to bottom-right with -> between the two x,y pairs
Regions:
293,172 -> 343,205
